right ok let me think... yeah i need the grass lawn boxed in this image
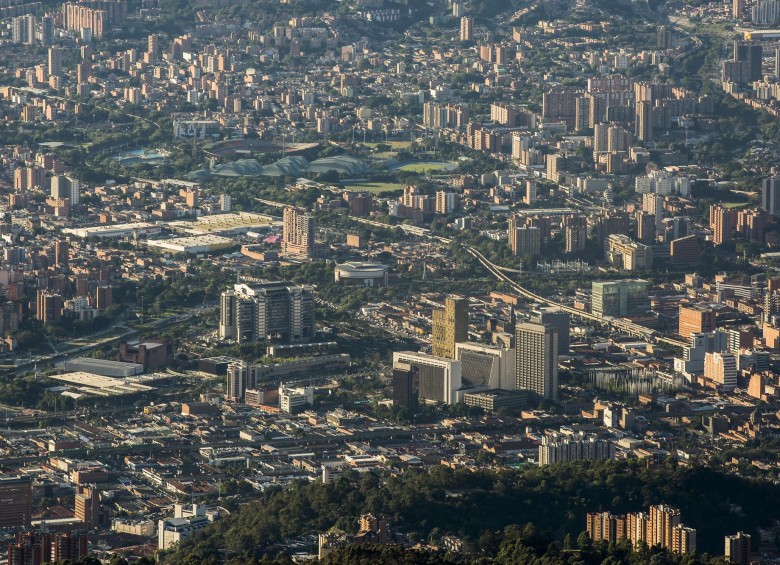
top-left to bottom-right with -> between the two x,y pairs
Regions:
364,141 -> 413,149
395,161 -> 457,173
343,182 -> 403,194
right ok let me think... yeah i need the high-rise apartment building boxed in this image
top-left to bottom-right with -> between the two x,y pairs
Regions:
725,532 -> 751,564
219,282 -> 315,344
53,532 -> 88,562
515,322 -> 558,402
11,15 -> 35,45
226,361 -> 261,402
588,505 -> 695,555
75,486 -> 100,528
565,225 -> 588,253
62,3 -> 106,38
36,290 -> 63,323
650,504 -> 681,549
48,47 -> 62,78
642,193 -> 665,233
678,305 -> 716,339
762,176 -> 780,216
539,431 -> 613,465
635,100 -> 653,141
710,204 -> 738,245
587,512 -> 627,543
55,240 -> 70,267
282,206 -> 316,257
96,285 -> 112,310
431,296 -> 468,359
8,531 -> 51,565
41,16 -> 54,45
704,351 -> 738,390
50,175 -> 80,205
627,512 -> 650,547
672,526 -> 697,555
636,211 -> 656,245
460,16 -> 473,41
591,279 -> 650,318
435,191 -> 457,214
595,212 -> 630,248
509,225 -> 541,257
148,33 -> 160,59
0,476 -> 32,528
219,194 -> 232,212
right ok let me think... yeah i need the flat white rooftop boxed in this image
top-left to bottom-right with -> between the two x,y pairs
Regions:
50,372 -> 155,397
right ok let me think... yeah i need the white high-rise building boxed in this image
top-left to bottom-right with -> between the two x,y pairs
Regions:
393,351 -> 462,405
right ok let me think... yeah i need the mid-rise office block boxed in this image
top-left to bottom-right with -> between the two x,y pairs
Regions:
678,305 -> 716,339
75,486 -> 100,528
673,330 -> 730,378
606,234 -> 653,271
670,235 -> 701,266
591,279 -> 650,317
279,385 -> 314,413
